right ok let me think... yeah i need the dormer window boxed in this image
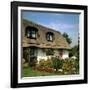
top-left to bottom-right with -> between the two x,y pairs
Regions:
46,32 -> 54,42
25,26 -> 38,39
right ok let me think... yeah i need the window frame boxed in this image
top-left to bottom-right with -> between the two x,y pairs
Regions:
25,26 -> 38,39
46,32 -> 54,42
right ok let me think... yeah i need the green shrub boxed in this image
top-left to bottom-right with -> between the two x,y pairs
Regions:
74,59 -> 79,74
52,57 -> 63,72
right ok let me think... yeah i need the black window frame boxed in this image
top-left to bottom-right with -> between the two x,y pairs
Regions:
46,32 -> 54,42
25,26 -> 38,39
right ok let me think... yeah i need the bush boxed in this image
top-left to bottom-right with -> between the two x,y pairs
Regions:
38,59 -> 46,68
62,58 -> 79,74
29,56 -> 37,67
74,59 -> 79,74
23,48 -> 30,63
38,57 -> 63,72
22,58 -> 26,64
23,48 -> 38,67
37,57 -> 79,74
62,60 -> 72,74
38,59 -> 52,68
22,58 -> 29,68
37,59 -> 55,72
52,57 -> 63,72
23,63 -> 29,68
45,58 -> 52,68
44,67 -> 55,73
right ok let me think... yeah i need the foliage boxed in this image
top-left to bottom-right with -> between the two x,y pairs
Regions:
23,48 -> 30,63
63,32 -> 72,44
62,59 -> 73,74
23,63 -> 29,68
69,45 -> 79,74
23,48 -> 38,67
62,58 -> 79,74
22,58 -> 29,68
22,58 -> 25,64
38,59 -> 46,68
43,48 -> 55,55
44,67 -> 55,73
22,57 -> 79,76
45,58 -> 53,68
74,58 -> 79,74
38,59 -> 52,68
37,59 -> 55,72
69,45 -> 79,59
29,56 -> 37,67
52,57 -> 63,72
38,57 -> 79,74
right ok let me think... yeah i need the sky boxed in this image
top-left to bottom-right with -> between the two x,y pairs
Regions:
21,11 -> 80,47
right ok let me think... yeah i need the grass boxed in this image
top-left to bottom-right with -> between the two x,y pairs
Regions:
22,67 -> 62,77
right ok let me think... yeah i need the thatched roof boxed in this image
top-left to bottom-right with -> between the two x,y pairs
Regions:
22,19 -> 70,49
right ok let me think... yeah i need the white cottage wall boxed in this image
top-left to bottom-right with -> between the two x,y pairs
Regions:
62,50 -> 69,59
37,48 -> 47,62
37,49 -> 69,62
54,49 -> 59,56
54,49 -> 69,59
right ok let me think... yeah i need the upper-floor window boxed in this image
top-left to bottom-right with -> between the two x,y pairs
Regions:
46,32 -> 54,42
25,26 -> 38,39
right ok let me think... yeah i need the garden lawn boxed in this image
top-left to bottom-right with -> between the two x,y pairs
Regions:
22,67 -> 62,77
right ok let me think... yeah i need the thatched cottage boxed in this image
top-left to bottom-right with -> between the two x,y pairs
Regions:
22,19 -> 70,63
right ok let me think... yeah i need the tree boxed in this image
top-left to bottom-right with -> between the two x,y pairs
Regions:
69,33 -> 79,58
69,45 -> 78,57
62,32 -> 72,44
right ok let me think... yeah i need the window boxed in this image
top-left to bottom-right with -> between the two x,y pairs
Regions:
25,26 -> 38,39
46,32 -> 54,41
